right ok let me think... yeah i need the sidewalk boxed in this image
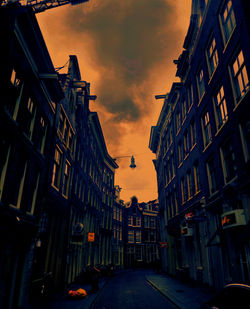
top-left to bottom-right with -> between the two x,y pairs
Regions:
146,272 -> 215,309
29,278 -> 107,309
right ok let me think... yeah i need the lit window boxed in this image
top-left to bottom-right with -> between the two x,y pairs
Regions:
10,69 -> 21,87
136,217 -> 141,227
197,68 -> 205,100
128,230 -> 134,243
220,0 -> 236,44
202,112 -> 212,147
231,50 -> 249,102
135,231 -> 141,243
214,86 -> 228,129
128,216 -> 133,226
207,37 -> 218,77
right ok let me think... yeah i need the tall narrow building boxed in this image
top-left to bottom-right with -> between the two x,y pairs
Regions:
150,0 -> 250,291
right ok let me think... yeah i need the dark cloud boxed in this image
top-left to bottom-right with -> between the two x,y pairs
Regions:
65,0 -> 180,123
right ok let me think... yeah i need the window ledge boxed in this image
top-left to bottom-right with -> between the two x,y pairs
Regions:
202,142 -> 212,153
215,120 -> 228,137
197,92 -> 206,107
208,65 -> 219,86
233,88 -> 250,112
223,176 -> 238,186
208,189 -> 219,198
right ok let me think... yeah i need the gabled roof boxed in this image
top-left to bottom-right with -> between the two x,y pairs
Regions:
88,112 -> 118,170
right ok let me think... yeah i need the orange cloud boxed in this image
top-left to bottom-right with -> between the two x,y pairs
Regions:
37,0 -> 191,202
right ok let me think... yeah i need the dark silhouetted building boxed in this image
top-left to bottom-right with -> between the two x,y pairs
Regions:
124,197 -> 160,268
150,0 -> 250,291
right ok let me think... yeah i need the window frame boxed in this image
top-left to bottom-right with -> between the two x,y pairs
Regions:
229,49 -> 249,104
219,0 -> 236,47
213,85 -> 228,130
206,36 -> 219,78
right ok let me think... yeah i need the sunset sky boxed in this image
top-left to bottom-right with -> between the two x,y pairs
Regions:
37,0 -> 192,203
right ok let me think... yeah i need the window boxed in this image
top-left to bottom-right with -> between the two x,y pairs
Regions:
2,149 -> 27,209
202,112 -> 212,147
21,167 -> 40,214
171,155 -> 175,177
193,163 -> 201,193
52,147 -> 62,189
176,112 -> 181,132
128,216 -> 133,226
207,37 -> 218,77
182,100 -> 187,121
128,230 -> 134,243
190,120 -> 196,147
17,97 -> 37,139
214,86 -> 228,129
58,112 -> 65,135
58,107 -> 74,149
184,131 -> 189,157
150,217 -> 155,228
230,50 -> 249,102
187,172 -> 192,199
239,121 -> 250,162
7,69 -> 23,118
0,140 -> 11,201
144,216 -> 149,228
10,69 -> 21,87
178,142 -> 183,164
150,231 -> 156,242
197,68 -> 205,100
220,0 -> 236,45
206,159 -> 218,194
174,190 -> 178,215
136,217 -> 141,227
220,140 -> 237,182
62,161 -> 71,197
187,84 -> 193,111
33,116 -> 48,154
135,231 -> 141,243
181,178 -> 185,204
135,246 -> 142,260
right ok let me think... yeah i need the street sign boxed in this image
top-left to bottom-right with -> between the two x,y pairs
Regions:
88,232 -> 95,242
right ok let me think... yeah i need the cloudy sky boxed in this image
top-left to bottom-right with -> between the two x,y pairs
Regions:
37,0 -> 191,203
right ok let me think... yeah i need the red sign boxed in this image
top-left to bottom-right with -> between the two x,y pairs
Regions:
159,242 -> 168,248
88,232 -> 95,242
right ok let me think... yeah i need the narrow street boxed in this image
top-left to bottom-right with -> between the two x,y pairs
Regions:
91,270 -> 177,309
